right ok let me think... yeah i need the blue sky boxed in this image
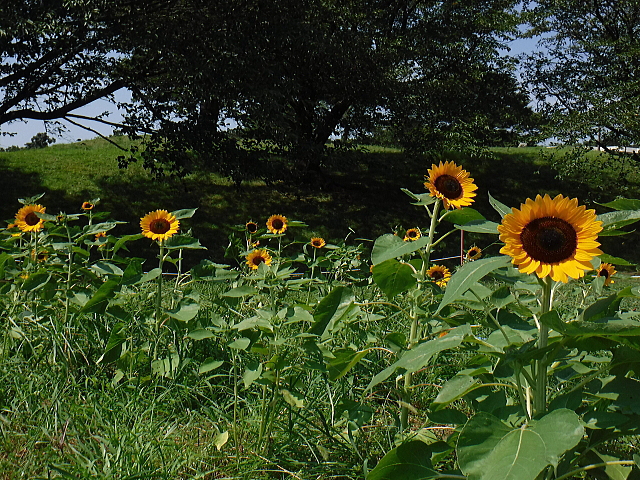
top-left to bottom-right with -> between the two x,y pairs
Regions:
0,36 -> 541,149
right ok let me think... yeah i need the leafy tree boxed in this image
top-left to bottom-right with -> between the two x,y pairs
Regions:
522,0 -> 640,149
25,132 -> 55,149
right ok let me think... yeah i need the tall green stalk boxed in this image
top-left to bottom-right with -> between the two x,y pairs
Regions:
155,242 -> 166,331
534,276 -> 554,416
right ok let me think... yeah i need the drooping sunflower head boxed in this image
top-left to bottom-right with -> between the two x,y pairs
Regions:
246,249 -> 272,270
404,228 -> 421,242
140,210 -> 179,242
246,221 -> 258,234
15,204 -> 46,232
266,214 -> 288,234
81,201 -> 94,211
498,194 -> 603,283
596,263 -> 616,286
427,265 -> 451,288
466,246 -> 482,261
310,237 -> 326,248
424,161 -> 477,210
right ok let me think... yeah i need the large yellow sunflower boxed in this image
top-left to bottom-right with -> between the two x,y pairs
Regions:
498,194 -> 602,283
404,228 -> 421,242
246,249 -> 272,270
596,263 -> 616,286
140,210 -> 179,242
427,265 -> 451,288
424,161 -> 477,210
266,214 -> 288,234
15,204 -> 46,232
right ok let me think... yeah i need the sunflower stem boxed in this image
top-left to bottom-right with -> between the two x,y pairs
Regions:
155,242 -> 165,333
534,275 -> 553,416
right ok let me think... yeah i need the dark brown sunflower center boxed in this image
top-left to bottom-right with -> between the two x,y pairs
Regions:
434,175 -> 463,199
430,270 -> 444,280
520,217 -> 577,263
408,230 -> 418,238
271,219 -> 284,230
598,269 -> 609,279
252,256 -> 265,265
25,212 -> 40,226
150,219 -> 171,234
247,223 -> 258,233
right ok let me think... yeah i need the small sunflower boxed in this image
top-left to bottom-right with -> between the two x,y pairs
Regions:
140,210 -> 179,242
95,231 -> 107,239
15,204 -> 46,232
498,194 -> 602,283
30,249 -> 49,262
266,214 -> 288,234
424,161 -> 477,210
310,237 -> 326,248
246,249 -> 272,270
427,265 -> 451,288
246,221 -> 258,234
596,263 -> 616,286
404,228 -> 421,242
466,246 -> 482,261
81,202 -> 94,211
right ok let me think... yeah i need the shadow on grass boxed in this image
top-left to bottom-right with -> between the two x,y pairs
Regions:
2,147 -> 640,268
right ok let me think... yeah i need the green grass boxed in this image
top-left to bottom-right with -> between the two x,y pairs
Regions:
2,139 -> 640,267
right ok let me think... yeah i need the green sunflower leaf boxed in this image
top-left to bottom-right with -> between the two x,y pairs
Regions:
488,191 -> 512,218
366,440 -> 440,480
456,220 -> 500,234
441,207 -> 485,225
371,233 -> 430,265
171,208 -> 197,219
401,188 -> 436,206
372,258 -> 417,298
598,198 -> 640,211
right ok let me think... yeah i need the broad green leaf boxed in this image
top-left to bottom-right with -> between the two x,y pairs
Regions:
213,431 -> 229,451
228,337 -> 250,350
164,234 -> 206,250
90,261 -> 123,276
457,409 -> 583,480
488,191 -> 511,218
113,234 -> 144,255
171,208 -> 197,219
367,325 -> 471,391
599,253 -> 635,266
594,450 -> 633,480
199,358 -> 224,374
166,297 -> 199,321
541,310 -> 640,338
456,220 -> 500,234
432,375 -> 479,409
441,207 -> 485,225
367,440 -> 439,480
81,279 -> 120,314
436,256 -> 511,313
223,285 -> 257,297
81,222 -> 122,237
97,322 -> 126,364
372,259 -> 417,298
427,408 -> 468,425
309,286 -> 356,340
188,329 -> 217,341
243,361 -> 262,388
597,209 -> 640,230
135,268 -> 162,284
599,198 -> 640,211
327,347 -> 371,381
371,233 -> 430,265
22,271 -> 51,292
401,188 -> 436,206
281,389 -> 304,408
152,353 -> 180,379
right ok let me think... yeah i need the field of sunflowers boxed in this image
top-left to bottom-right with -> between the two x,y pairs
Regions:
1,143 -> 640,479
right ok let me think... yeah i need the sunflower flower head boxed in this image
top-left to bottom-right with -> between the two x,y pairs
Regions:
424,161 -> 477,210
246,249 -> 272,270
81,201 -> 94,211
497,194 -> 602,283
15,204 -> 46,232
31,249 -> 49,262
246,221 -> 258,234
310,237 -> 326,248
466,246 -> 482,261
427,265 -> 451,288
140,210 -> 179,242
266,214 -> 288,234
404,228 -> 421,242
596,263 -> 616,286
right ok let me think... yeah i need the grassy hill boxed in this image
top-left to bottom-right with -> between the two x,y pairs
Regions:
2,137 -> 640,268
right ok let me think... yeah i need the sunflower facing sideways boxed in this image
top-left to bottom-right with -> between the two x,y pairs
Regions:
15,204 -> 46,232
404,228 -> 421,242
498,194 -> 602,283
427,265 -> 451,288
466,246 -> 482,261
140,210 -> 179,242
246,249 -> 272,270
266,214 -> 288,234
424,161 -> 477,210
596,263 -> 616,286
